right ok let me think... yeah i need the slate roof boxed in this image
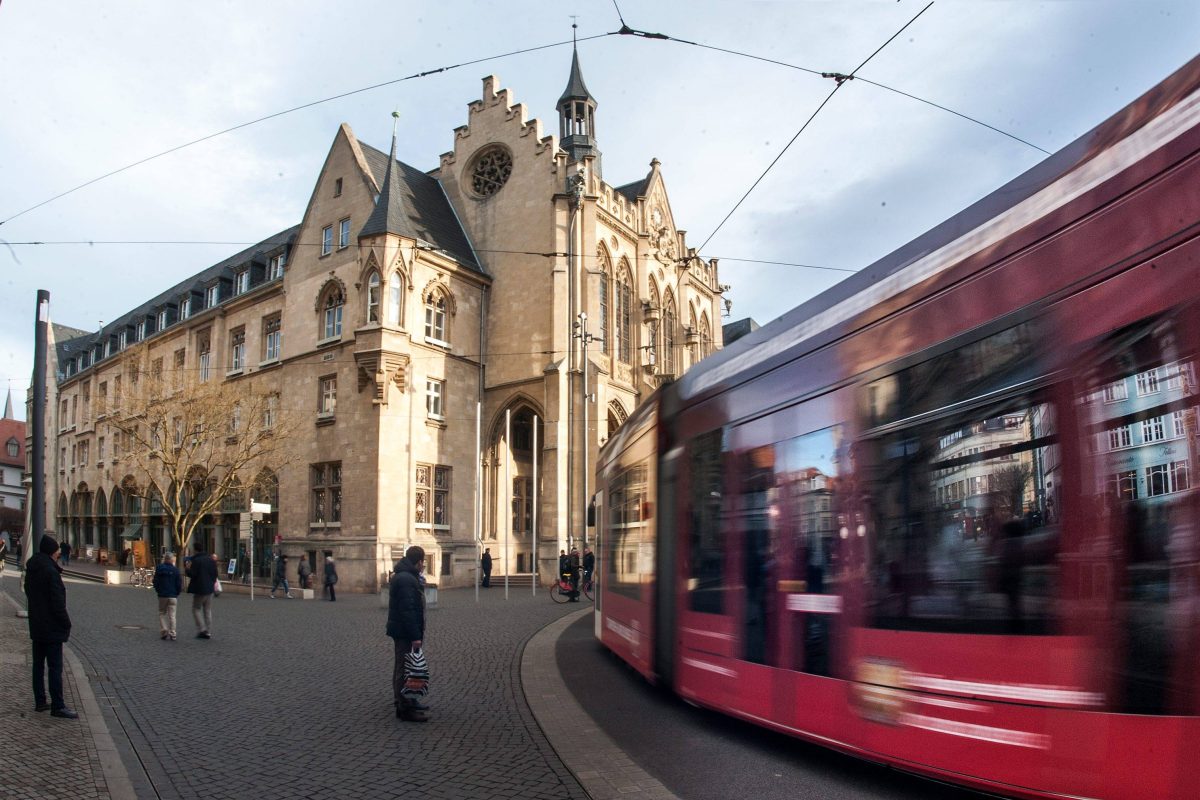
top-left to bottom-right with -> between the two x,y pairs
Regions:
358,142 -> 482,273
614,177 -> 650,203
53,227 -> 297,381
558,47 -> 596,106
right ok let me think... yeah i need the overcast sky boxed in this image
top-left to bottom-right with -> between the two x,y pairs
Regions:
2,1 -> 1197,420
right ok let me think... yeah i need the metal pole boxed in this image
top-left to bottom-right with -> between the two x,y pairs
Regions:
505,408 -> 511,601
475,401 -> 481,604
31,291 -> 48,553
532,413 -> 539,596
580,312 -> 589,550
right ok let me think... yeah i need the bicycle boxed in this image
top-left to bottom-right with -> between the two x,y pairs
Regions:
129,567 -> 154,588
550,574 -> 594,603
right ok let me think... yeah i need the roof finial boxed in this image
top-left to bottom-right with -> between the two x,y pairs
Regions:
390,110 -> 400,158
570,16 -> 578,49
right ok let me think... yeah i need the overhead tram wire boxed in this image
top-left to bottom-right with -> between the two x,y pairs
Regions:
613,6 -> 1047,156
694,2 -> 935,254
5,239 -> 859,275
0,33 -> 616,229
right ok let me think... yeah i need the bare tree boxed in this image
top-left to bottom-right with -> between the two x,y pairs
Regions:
991,463 -> 1033,521
105,358 -> 296,556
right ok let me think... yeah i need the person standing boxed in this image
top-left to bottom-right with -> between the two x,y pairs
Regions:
323,556 -> 338,601
387,545 -> 428,721
566,547 -> 582,601
152,552 -> 183,640
582,546 -> 595,585
58,538 -> 71,567
186,541 -> 217,639
25,534 -> 77,718
481,548 -> 492,588
270,553 -> 293,599
298,555 -> 312,591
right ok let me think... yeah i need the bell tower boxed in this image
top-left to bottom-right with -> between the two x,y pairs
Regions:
557,34 -> 601,177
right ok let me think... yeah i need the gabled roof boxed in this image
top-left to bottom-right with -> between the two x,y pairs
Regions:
0,416 -> 25,468
358,142 -> 483,273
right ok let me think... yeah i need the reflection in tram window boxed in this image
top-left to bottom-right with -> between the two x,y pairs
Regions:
864,395 -> 1060,635
605,460 -> 652,600
687,430 -> 725,613
1080,316 -> 1199,714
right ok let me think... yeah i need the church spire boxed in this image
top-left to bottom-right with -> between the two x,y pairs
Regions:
360,111 -> 407,238
2,385 -> 12,420
557,31 -> 602,176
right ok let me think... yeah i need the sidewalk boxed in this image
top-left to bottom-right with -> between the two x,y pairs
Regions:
0,572 -> 135,800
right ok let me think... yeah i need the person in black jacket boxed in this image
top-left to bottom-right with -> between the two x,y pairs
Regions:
25,534 -> 77,718
186,541 -> 218,639
480,548 -> 492,588
387,545 -> 427,721
323,556 -> 338,601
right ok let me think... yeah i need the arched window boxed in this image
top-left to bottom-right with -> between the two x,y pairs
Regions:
366,271 -> 381,324
700,313 -> 712,358
597,248 -> 611,355
425,293 -> 448,344
319,283 -> 345,341
614,262 -> 633,364
387,271 -> 405,327
662,293 -> 677,375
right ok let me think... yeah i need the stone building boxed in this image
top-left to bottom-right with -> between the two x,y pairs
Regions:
40,48 -> 724,590
1,390 -> 27,515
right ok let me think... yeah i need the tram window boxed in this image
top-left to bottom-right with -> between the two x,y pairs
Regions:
1079,315 -> 1198,714
605,460 -> 651,600
735,444 -> 776,665
864,392 -> 1060,635
688,430 -> 726,614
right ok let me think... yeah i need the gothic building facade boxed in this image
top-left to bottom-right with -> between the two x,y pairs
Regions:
41,50 -> 724,590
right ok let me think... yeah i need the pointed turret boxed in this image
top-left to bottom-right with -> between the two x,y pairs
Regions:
2,386 -> 12,420
360,112 -> 407,238
557,40 -> 602,176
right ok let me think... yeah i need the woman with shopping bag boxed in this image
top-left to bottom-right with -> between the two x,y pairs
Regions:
386,545 -> 429,722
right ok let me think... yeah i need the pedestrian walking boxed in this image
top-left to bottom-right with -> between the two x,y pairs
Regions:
324,555 -> 338,601
186,541 -> 218,639
25,534 -> 77,718
298,554 -> 312,590
481,547 -> 492,588
58,538 -> 71,566
270,553 -> 293,598
152,552 -> 183,640
0,535 -> 8,575
566,547 -> 582,601
387,545 -> 429,722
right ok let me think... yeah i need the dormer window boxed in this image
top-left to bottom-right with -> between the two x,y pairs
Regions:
206,284 -> 220,308
235,270 -> 249,295
136,321 -> 146,341
181,296 -> 192,319
118,330 -> 127,350
5,437 -> 17,458
267,252 -> 286,280
157,309 -> 168,330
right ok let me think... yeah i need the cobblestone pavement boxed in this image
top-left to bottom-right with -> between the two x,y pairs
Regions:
11,572 -> 591,800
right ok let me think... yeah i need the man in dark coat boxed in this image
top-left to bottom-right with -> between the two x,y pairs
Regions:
25,534 -> 77,718
480,548 -> 492,588
186,541 -> 218,639
582,546 -> 595,582
387,545 -> 427,721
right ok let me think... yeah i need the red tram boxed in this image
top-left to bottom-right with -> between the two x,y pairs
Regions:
594,54 -> 1200,800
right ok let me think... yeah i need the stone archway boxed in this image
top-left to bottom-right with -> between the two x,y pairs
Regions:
483,400 -> 545,580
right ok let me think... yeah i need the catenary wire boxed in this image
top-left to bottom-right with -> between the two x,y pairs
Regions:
695,2 -> 934,254
0,33 -> 616,229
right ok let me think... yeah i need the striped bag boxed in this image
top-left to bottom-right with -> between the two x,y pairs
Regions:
402,647 -> 430,700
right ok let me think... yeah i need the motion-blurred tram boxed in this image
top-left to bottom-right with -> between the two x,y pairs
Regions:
594,55 -> 1200,799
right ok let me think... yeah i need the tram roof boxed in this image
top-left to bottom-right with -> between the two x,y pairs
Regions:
675,52 -> 1200,406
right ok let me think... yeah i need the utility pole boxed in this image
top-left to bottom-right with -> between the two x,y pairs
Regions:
573,312 -> 602,548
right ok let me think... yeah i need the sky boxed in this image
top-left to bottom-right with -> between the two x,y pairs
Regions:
1,1 -> 1198,420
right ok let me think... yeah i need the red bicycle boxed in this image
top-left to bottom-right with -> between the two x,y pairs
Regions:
551,573 -> 593,603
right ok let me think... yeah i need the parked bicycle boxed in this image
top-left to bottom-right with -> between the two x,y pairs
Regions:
550,573 -> 594,603
129,567 -> 154,588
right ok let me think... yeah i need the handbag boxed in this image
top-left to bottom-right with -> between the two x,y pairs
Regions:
213,577 -> 222,596
402,647 -> 430,700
